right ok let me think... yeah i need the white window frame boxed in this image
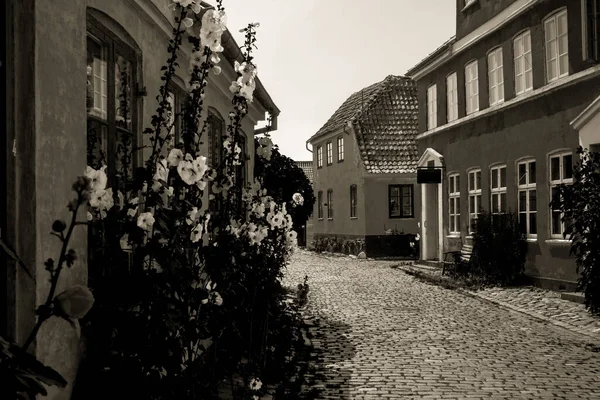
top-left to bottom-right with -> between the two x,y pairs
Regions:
468,169 -> 482,234
549,152 -> 574,238
583,0 -> 600,62
465,60 -> 479,115
446,72 -> 458,122
448,173 -> 461,234
514,30 -> 533,95
91,57 -> 108,119
517,159 -> 537,237
544,9 -> 569,83
317,145 -> 323,168
490,165 -> 507,214
488,47 -> 505,105
326,141 -> 333,165
337,136 -> 344,162
427,84 -> 438,130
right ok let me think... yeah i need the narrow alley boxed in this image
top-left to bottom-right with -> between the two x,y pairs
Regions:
284,250 -> 600,399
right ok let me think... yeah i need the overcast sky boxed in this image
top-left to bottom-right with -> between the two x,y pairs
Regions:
226,0 -> 456,161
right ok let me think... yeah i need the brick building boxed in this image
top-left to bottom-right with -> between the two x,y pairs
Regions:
2,1 -> 278,398
306,75 -> 420,257
407,0 -> 600,290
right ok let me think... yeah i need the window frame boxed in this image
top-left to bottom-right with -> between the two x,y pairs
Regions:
490,165 -> 507,215
514,30 -> 533,95
427,84 -> 437,130
166,81 -> 188,148
350,184 -> 357,218
517,159 -> 537,237
448,173 -> 461,234
584,0 -> 600,62
446,72 -> 458,123
465,60 -> 479,115
326,189 -> 333,219
87,15 -> 140,187
317,190 -> 323,219
388,184 -> 415,219
326,141 -> 333,165
468,168 -> 482,234
549,151 -> 574,238
487,47 -> 505,106
317,145 -> 323,168
544,9 -> 569,83
337,136 -> 344,162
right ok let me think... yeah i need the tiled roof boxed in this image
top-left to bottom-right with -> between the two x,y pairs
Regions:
309,75 -> 419,174
295,161 -> 313,184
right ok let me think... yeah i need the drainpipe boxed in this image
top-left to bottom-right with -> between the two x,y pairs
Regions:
305,141 -> 312,153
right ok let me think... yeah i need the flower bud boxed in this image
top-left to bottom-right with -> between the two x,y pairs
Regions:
52,220 -> 67,233
54,285 -> 95,319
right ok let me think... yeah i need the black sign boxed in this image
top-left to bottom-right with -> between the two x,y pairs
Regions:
417,168 -> 442,184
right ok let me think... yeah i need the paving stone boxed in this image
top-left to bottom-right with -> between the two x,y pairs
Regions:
283,249 -> 600,399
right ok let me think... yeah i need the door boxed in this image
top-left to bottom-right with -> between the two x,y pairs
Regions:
423,181 -> 439,260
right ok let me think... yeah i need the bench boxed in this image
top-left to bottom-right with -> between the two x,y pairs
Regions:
442,243 -> 473,276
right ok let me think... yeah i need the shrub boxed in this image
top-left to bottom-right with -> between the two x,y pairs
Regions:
553,147 -> 600,314
465,211 -> 527,285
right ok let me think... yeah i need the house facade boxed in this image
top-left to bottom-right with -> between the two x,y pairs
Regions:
307,75 -> 420,257
407,0 -> 600,290
2,1 -> 278,398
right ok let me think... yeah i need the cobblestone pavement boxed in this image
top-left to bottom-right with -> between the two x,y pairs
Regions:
283,250 -> 600,400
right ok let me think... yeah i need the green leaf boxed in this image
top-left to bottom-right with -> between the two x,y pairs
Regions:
0,237 -> 32,278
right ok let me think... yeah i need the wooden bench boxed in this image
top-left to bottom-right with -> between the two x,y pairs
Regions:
442,244 -> 473,276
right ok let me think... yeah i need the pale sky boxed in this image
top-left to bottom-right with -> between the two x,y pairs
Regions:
226,0 -> 456,161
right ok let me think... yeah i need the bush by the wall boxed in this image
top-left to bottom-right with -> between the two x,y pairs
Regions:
311,236 -> 365,255
465,211 -> 527,285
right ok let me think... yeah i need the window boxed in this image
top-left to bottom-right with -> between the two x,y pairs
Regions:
87,17 -> 139,186
326,142 -> 333,165
517,160 -> 537,236
465,60 -> 479,115
549,152 -> 573,237
448,174 -> 461,234
490,165 -> 507,214
327,189 -> 333,219
488,47 -> 504,105
317,191 -> 323,219
544,9 -> 569,82
208,110 -> 225,169
166,82 -> 188,148
337,136 -> 344,162
446,72 -> 458,122
350,184 -> 357,218
468,169 -> 482,233
427,84 -> 437,130
389,185 -> 414,218
584,0 -> 600,61
514,30 -> 533,95
317,145 -> 323,168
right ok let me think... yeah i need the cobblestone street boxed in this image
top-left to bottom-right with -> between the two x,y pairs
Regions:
283,250 -> 600,399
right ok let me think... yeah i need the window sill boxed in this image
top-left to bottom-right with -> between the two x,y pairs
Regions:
327,218 -> 333,221
526,237 -> 538,242
350,217 -> 358,220
447,234 -> 461,238
318,218 -> 323,221
389,216 -> 415,220
317,166 -> 323,169
465,235 -> 474,239
545,238 -> 572,246
337,159 -> 344,163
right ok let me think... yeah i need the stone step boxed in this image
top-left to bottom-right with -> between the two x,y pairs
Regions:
560,291 -> 585,304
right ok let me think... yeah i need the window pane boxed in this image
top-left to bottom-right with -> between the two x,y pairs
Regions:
469,195 -> 475,213
500,167 -> 506,188
546,19 -> 556,42
87,36 -> 107,120
525,66 -> 532,89
500,193 -> 507,212
518,163 -> 526,185
450,216 -> 455,232
491,169 -> 498,189
492,193 -> 498,213
456,197 -> 460,215
563,154 -> 573,179
115,55 -> 133,130
559,54 -> 568,75
551,187 -> 560,209
557,12 -> 568,36
469,172 -> 474,190
529,161 -> 536,184
450,198 -> 455,214
550,157 -> 560,180
519,191 -> 526,212
456,176 -> 460,193
519,213 -> 527,233
476,171 -> 481,190
552,211 -> 562,234
529,189 -> 537,212
524,32 -> 531,52
530,212 -> 537,234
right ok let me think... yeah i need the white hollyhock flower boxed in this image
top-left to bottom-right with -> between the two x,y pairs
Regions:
167,148 -> 184,167
190,223 -> 203,243
212,66 -> 221,75
137,212 -> 155,232
186,207 -> 199,225
85,166 -> 108,191
292,192 -> 304,206
127,206 -> 138,218
183,17 -> 194,28
249,378 -> 262,391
